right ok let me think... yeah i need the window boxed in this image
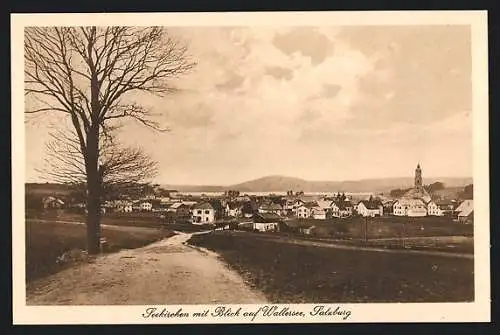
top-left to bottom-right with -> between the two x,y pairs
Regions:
205,210 -> 210,214
197,210 -> 202,214
206,217 -> 209,222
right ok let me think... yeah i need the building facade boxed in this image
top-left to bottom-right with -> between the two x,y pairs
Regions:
427,201 -> 444,216
191,202 -> 216,224
356,200 -> 383,217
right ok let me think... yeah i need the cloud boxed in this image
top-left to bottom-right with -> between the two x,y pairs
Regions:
309,84 -> 342,100
338,25 -> 472,129
215,72 -> 246,91
272,27 -> 335,65
25,25 -> 473,185
265,66 -> 294,81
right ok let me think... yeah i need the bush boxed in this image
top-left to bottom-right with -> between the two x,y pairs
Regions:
228,222 -> 239,230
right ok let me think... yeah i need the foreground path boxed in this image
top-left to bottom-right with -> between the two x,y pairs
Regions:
27,232 -> 268,305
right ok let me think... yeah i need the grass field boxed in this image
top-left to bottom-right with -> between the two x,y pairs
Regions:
25,210 -> 210,232
339,236 -> 474,253
188,231 -> 474,303
285,215 -> 473,239
231,230 -> 474,254
26,220 -> 174,283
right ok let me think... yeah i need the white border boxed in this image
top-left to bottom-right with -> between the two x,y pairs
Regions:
12,11 -> 490,324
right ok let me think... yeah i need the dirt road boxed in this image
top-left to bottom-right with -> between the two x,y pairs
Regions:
26,232 -> 268,305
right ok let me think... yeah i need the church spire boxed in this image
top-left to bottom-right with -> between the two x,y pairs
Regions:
415,163 -> 423,188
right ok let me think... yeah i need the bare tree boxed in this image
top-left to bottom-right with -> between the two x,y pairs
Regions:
25,27 -> 195,254
39,127 -> 159,200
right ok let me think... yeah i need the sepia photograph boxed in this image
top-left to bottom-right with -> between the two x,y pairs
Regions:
12,11 -> 490,324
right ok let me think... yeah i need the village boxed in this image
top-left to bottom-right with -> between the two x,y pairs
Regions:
38,164 -> 474,234
17,20 -> 484,315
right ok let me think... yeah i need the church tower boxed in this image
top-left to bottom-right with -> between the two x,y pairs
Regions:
414,163 -> 423,188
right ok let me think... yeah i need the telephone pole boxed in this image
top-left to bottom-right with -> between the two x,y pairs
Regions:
364,216 -> 368,243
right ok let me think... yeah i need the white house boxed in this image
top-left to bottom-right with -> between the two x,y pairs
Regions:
42,196 -> 65,209
296,204 -> 312,218
258,203 -> 283,216
168,202 -> 184,212
455,199 -> 473,214
115,201 -> 133,213
311,206 -> 327,220
356,200 -> 383,217
140,201 -> 153,211
330,202 -> 340,218
283,199 -> 296,213
158,197 -> 171,204
253,222 -> 278,232
458,209 -> 473,224
316,199 -> 333,210
191,202 -> 216,224
329,200 -> 353,218
427,201 -> 444,216
338,202 -> 353,217
436,200 -> 457,216
455,200 -> 473,223
292,199 -> 305,214
253,213 -> 281,232
225,202 -> 243,217
393,199 -> 427,217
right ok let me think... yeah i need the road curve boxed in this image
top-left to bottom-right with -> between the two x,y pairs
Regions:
26,231 -> 268,305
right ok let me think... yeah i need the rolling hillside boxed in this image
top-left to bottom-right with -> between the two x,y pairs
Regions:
27,175 -> 473,196
228,175 -> 472,193
162,175 -> 472,193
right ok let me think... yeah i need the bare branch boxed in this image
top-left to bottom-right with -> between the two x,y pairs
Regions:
38,127 -> 158,197
25,26 -> 195,253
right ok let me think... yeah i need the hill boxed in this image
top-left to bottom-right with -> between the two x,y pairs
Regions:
25,183 -> 74,196
27,175 -> 473,196
164,175 -> 473,193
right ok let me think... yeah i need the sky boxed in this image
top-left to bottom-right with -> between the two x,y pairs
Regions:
25,25 -> 473,185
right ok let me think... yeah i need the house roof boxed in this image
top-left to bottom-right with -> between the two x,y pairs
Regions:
401,187 -> 432,204
359,199 -> 383,210
254,212 -> 283,223
297,195 -> 320,203
394,198 -> 426,207
227,202 -> 243,209
193,202 -> 214,210
436,200 -> 455,206
316,200 -> 333,209
301,202 -> 317,209
455,199 -> 473,213
43,196 -> 65,204
458,207 -> 473,217
311,207 -> 326,213
259,203 -> 283,210
169,202 -> 184,209
332,200 -> 352,210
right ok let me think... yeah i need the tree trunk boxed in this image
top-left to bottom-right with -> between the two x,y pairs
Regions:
85,127 -> 101,255
86,56 -> 102,255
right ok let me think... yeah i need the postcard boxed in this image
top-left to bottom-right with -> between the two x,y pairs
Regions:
12,10 -> 490,324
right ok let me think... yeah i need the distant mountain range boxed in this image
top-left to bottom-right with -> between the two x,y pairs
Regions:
25,175 -> 473,196
160,175 -> 473,194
